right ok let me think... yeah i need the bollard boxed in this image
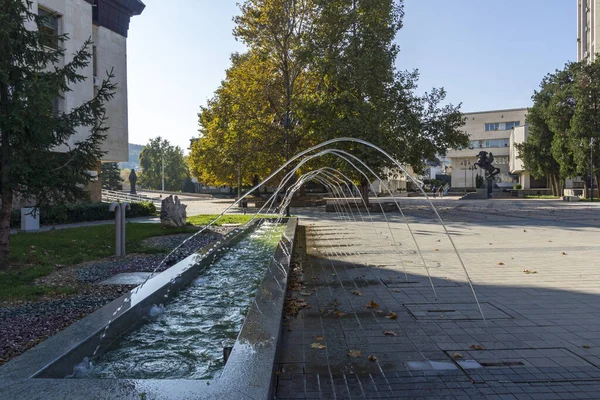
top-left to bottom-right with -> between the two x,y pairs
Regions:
109,202 -> 122,257
119,202 -> 130,256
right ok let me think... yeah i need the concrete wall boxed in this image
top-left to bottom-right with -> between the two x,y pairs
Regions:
93,25 -> 128,162
30,0 -> 130,163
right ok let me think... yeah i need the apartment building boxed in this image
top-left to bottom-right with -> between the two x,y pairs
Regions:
446,108 -> 538,189
578,0 -> 600,62
30,0 -> 144,198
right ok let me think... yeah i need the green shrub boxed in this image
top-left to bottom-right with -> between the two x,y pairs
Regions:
513,184 -> 522,190
10,201 -> 157,228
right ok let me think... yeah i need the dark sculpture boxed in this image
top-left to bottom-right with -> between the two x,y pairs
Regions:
129,169 -> 137,194
474,151 -> 500,181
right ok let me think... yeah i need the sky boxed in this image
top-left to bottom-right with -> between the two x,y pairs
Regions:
126,0 -> 575,152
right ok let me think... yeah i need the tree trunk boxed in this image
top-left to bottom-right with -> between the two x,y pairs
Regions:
360,179 -> 370,207
237,162 -> 242,199
0,82 -> 11,269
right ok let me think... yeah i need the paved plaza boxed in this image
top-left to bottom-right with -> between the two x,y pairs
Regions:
274,199 -> 600,399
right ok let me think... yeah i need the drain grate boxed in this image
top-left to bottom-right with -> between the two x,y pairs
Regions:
404,302 -> 512,320
446,348 -> 600,383
480,361 -> 525,367
383,278 -> 459,288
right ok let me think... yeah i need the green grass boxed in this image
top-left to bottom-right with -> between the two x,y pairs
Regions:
186,214 -> 276,226
524,195 -> 560,199
0,223 -> 199,302
0,214 -> 283,302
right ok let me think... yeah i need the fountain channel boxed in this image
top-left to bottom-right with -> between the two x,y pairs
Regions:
72,222 -> 286,380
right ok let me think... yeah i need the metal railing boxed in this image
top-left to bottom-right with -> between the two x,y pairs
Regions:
101,189 -> 162,212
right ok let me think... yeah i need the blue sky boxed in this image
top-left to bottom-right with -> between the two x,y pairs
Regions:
127,0 -> 575,151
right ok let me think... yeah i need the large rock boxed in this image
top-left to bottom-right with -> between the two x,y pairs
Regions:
160,195 -> 187,227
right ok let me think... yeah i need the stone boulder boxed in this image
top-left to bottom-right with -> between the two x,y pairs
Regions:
160,195 -> 187,227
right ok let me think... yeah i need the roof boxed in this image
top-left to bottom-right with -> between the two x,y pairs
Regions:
462,107 -> 528,116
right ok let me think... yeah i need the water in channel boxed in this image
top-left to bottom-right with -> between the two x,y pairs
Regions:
77,222 -> 285,380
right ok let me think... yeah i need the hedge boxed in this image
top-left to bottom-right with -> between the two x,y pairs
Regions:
10,202 -> 157,228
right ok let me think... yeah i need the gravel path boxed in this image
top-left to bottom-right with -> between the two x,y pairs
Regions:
0,227 -> 233,367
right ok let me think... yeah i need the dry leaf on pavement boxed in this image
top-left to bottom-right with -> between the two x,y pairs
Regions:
348,350 -> 362,357
386,312 -> 398,320
311,343 -> 327,349
365,300 -> 379,309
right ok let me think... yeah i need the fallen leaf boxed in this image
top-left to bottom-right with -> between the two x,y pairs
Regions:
376,309 -> 384,314
548,240 -> 553,242
452,352 -> 463,359
497,262 -> 504,265
365,300 -> 379,309
348,350 -> 362,357
436,239 -> 441,242
368,355 -> 377,361
314,336 -> 323,341
311,343 -> 327,349
561,252 -> 567,255
489,243 -> 493,245
392,289 -> 401,293
351,290 -> 364,296
584,344 -> 591,349
434,248 -> 439,252
386,312 -> 398,320
469,344 -> 483,350
334,310 -> 348,317
383,330 -> 399,336
523,229 -> 527,232
523,269 -> 538,274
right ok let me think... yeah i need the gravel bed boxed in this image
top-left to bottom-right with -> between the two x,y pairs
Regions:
0,226 -> 234,367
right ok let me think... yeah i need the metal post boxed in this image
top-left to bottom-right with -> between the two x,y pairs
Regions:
591,138 -> 594,202
109,202 -> 122,257
161,150 -> 165,192
120,202 -> 130,256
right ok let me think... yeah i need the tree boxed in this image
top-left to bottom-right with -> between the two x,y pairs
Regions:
519,59 -> 600,197
191,0 -> 468,204
101,163 -> 123,191
138,137 -> 189,192
0,0 -> 115,267
517,68 -> 574,196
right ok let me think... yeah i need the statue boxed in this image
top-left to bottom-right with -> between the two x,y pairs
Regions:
474,151 -> 500,181
160,195 -> 187,227
129,169 -> 137,194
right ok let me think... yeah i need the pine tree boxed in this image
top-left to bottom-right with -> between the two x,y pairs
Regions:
0,0 -> 115,267
101,163 -> 124,191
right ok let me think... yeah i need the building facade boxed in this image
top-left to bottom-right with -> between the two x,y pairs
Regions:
446,108 -> 531,189
578,0 -> 600,62
29,0 -> 144,198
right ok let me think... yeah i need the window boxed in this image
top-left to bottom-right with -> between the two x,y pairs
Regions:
485,122 -> 500,131
38,8 -> 59,49
505,121 -> 520,130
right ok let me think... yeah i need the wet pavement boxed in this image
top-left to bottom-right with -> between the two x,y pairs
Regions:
275,202 -> 600,399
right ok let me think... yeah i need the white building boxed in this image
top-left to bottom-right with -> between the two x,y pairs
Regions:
578,0 -> 600,62
30,0 -> 144,199
446,108 -> 535,189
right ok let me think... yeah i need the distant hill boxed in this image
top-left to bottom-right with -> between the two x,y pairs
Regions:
118,143 -> 144,170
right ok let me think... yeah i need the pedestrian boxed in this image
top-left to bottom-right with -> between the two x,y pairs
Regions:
438,186 -> 444,198
431,185 -> 437,198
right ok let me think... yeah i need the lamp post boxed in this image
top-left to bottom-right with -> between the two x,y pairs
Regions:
161,150 -> 165,192
591,138 -> 595,202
